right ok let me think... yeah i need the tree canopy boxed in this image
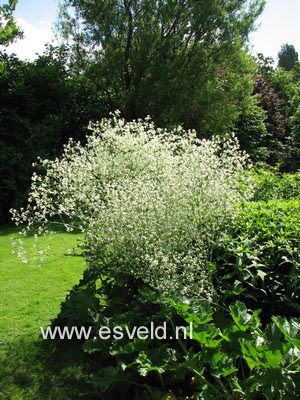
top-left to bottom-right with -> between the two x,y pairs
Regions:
57,0 -> 265,136
0,0 -> 22,46
278,43 -> 299,71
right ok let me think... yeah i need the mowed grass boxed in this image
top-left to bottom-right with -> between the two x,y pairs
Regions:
0,225 -> 98,400
0,225 -> 85,342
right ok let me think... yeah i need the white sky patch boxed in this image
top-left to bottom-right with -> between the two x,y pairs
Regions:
6,17 -> 57,61
249,0 -> 300,62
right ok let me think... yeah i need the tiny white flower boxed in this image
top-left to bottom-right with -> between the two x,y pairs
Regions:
11,113 -> 252,298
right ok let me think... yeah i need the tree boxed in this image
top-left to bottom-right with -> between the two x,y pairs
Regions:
0,47 -> 107,223
235,95 -> 270,163
0,0 -> 22,46
56,0 -> 265,136
278,43 -> 299,71
251,54 -> 300,170
256,52 -> 274,76
270,65 -> 300,170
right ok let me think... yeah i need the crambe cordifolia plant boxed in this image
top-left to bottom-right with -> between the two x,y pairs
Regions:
12,112 -> 253,299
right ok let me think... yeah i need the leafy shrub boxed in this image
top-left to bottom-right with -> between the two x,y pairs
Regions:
252,169 -> 300,201
56,273 -> 300,400
12,113 -> 251,299
235,96 -> 271,163
0,49 -> 106,223
213,199 -> 300,323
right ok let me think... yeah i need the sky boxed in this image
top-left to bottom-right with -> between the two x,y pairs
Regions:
249,0 -> 300,61
2,0 -> 300,62
3,0 -> 59,60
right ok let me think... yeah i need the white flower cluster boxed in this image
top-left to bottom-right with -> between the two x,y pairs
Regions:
12,113 -> 252,299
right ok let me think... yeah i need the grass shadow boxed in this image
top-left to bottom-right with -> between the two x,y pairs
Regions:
0,335 -> 100,400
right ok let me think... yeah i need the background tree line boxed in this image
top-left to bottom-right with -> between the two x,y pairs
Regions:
1,0 -> 300,223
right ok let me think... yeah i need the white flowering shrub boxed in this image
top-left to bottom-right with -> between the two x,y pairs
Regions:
12,113 -> 252,299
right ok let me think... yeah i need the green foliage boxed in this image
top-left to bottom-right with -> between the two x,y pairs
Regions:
56,0 -> 265,136
270,67 -> 300,170
0,47 -> 107,223
0,0 -> 23,46
256,53 -> 275,77
253,59 -> 300,170
278,43 -> 299,71
235,95 -> 270,163
54,273 -> 300,399
253,73 -> 289,167
214,198 -> 300,323
252,169 -> 300,201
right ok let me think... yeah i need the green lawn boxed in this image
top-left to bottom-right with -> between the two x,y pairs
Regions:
0,225 -> 97,399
